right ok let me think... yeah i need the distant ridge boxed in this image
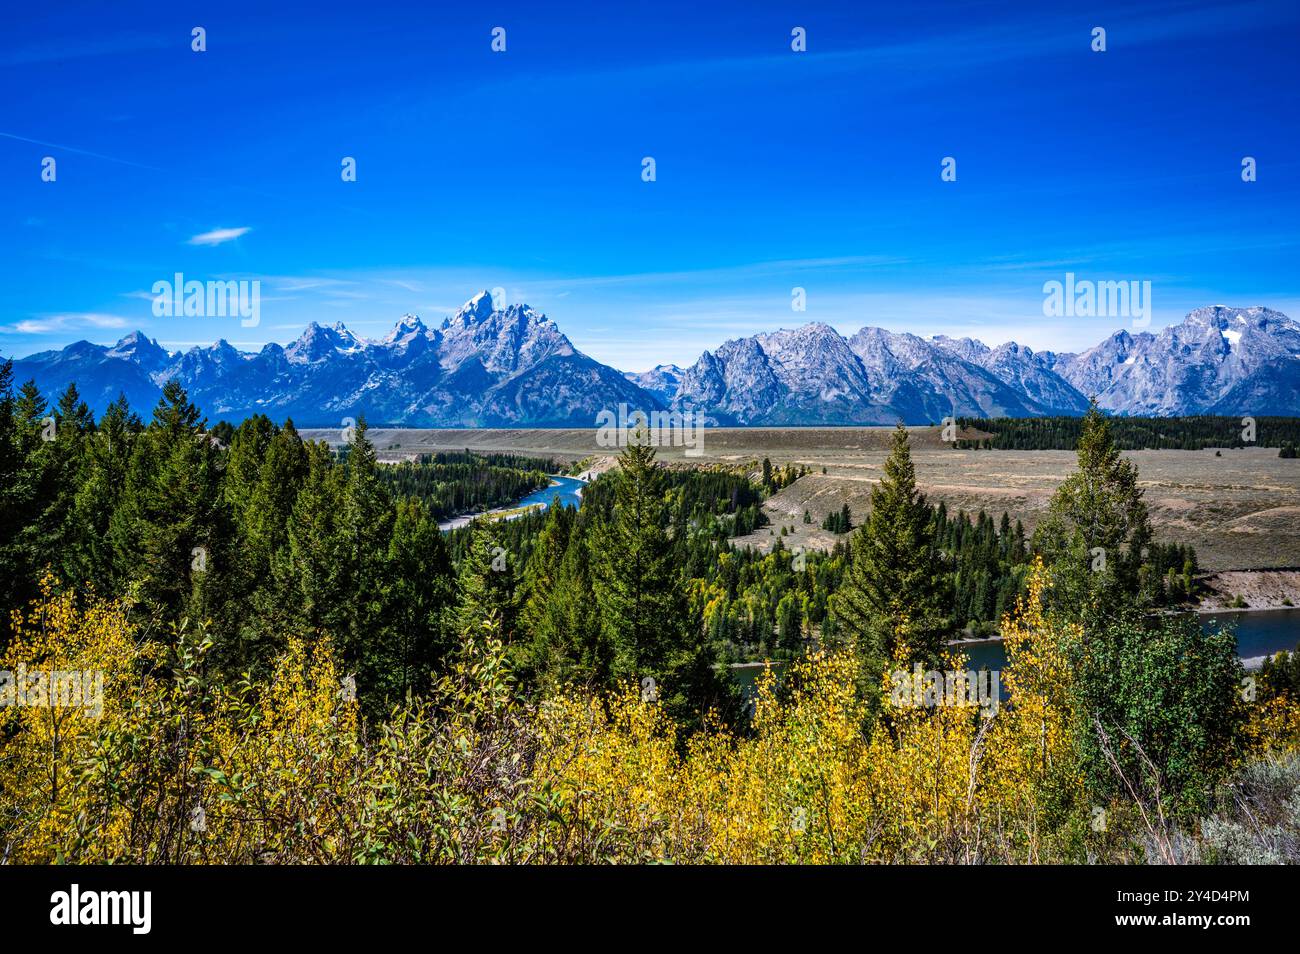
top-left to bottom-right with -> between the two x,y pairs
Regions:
7,297 -> 1299,425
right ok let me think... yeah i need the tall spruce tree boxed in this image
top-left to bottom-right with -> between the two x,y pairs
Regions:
451,519 -> 519,648
109,381 -> 226,628
222,414 -> 276,535
69,394 -> 138,595
45,384 -> 95,560
538,510 -> 607,690
334,417 -> 395,700
242,419 -> 309,576
276,438 -> 345,637
1031,401 -> 1153,626
591,432 -> 683,678
383,495 -> 453,698
229,419 -> 310,671
518,498 -> 576,684
830,422 -> 952,693
591,429 -> 735,727
5,381 -> 53,614
0,362 -> 29,645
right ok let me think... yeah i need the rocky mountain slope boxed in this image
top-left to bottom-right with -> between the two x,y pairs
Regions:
7,299 -> 1297,425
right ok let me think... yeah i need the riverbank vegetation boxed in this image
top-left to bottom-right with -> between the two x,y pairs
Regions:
376,450 -> 555,520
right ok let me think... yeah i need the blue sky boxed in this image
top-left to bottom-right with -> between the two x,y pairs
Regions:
2,0 -> 1298,370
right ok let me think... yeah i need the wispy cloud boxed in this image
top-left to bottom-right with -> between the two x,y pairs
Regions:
473,0 -> 1296,98
5,313 -> 129,335
382,279 -> 426,293
270,276 -> 357,293
0,31 -> 171,67
187,227 -> 252,247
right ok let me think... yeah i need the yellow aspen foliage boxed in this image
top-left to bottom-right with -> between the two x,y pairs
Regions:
0,576 -> 140,862
978,558 -> 1084,861
4,567 -> 1299,865
196,637 -> 362,863
1242,695 -> 1300,756
531,559 -> 1086,864
0,577 -> 362,863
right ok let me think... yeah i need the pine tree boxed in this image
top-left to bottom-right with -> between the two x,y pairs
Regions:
334,417 -> 395,700
243,419 -> 309,572
776,591 -> 801,652
0,362 -> 30,645
383,496 -> 453,698
1031,401 -> 1153,626
109,381 -> 226,626
222,414 -> 276,534
538,512 -> 607,689
9,381 -> 53,599
591,429 -> 735,727
518,500 -> 576,684
276,439 -> 345,637
36,383 -> 96,585
451,520 -> 518,648
830,423 -> 952,694
229,419 -> 311,670
591,432 -> 682,676
69,394 -> 137,594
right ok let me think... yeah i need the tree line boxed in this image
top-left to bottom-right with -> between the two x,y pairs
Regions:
959,414 -> 1300,450
0,364 -> 740,726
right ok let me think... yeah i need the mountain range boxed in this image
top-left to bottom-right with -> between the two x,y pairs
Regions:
6,295 -> 1298,426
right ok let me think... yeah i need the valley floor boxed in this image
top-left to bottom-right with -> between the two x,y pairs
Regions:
302,427 -> 1300,572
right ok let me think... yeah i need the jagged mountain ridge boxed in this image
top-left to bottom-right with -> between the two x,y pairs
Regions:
1050,306 -> 1300,417
8,292 -> 656,427
666,305 -> 1297,424
6,299 -> 1298,425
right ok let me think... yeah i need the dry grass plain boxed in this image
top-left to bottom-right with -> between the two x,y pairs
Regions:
302,426 -> 1300,572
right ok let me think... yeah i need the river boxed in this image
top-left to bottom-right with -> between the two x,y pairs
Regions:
957,608 -> 1300,673
437,474 -> 586,531
732,608 -> 1300,698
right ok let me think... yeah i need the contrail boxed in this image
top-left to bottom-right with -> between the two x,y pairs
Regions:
0,131 -> 167,172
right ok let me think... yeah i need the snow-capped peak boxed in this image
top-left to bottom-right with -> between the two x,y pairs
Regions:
384,313 -> 428,341
112,330 -> 152,348
456,290 -> 497,323
286,320 -> 364,362
332,322 -> 363,348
